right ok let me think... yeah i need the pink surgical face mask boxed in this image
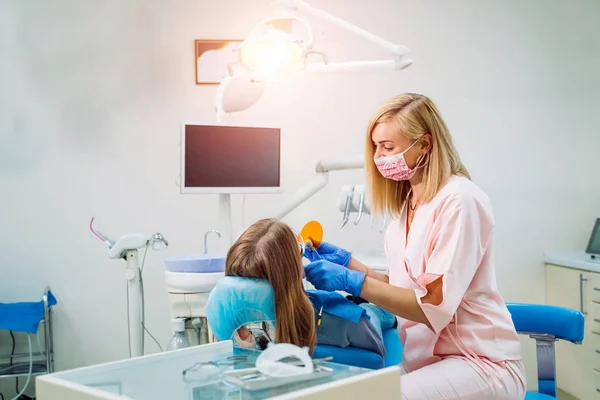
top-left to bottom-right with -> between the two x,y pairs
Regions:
374,140 -> 424,181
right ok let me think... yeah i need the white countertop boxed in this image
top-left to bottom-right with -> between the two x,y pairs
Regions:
543,251 -> 600,273
352,252 -> 388,272
356,250 -> 600,273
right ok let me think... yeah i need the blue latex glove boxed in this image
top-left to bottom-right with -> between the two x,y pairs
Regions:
303,241 -> 352,267
304,260 -> 365,298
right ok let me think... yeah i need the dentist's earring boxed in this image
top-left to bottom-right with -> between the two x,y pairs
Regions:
416,152 -> 429,169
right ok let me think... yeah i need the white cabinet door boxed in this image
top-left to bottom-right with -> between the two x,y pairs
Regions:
546,264 -> 590,400
586,275 -> 600,399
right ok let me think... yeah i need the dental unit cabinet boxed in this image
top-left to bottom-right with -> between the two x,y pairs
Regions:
545,251 -> 600,399
164,230 -> 225,346
543,218 -> 600,399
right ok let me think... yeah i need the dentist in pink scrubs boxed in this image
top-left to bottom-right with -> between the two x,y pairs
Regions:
304,93 -> 526,399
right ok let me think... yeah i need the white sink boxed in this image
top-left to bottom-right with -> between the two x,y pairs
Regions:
163,254 -> 226,273
164,254 -> 226,294
165,271 -> 224,294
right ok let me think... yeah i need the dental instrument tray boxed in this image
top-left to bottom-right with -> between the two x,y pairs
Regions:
223,365 -> 333,391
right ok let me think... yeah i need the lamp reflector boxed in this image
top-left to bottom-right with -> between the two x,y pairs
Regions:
239,24 -> 306,77
215,70 -> 266,116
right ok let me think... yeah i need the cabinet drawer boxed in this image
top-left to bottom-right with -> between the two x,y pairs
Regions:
593,369 -> 600,399
588,280 -> 600,303
592,301 -> 600,330
589,303 -> 600,371
590,331 -> 600,370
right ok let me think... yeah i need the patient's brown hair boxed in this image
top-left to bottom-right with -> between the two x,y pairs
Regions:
226,218 -> 317,354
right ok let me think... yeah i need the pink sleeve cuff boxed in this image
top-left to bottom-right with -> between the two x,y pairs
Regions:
415,290 -> 451,334
413,273 -> 451,335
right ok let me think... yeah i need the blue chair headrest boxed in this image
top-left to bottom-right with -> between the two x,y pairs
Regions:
506,303 -> 584,343
206,276 -> 276,341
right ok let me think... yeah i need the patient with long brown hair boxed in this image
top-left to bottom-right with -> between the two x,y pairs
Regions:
224,218 -> 391,356
226,218 -> 317,352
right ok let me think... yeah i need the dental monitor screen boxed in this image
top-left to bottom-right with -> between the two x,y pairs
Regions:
181,124 -> 281,194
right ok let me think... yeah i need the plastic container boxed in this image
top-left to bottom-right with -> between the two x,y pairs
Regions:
166,318 -> 191,351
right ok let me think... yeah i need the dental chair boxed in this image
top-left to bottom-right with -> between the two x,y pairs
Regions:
206,276 -> 403,369
506,303 -> 585,400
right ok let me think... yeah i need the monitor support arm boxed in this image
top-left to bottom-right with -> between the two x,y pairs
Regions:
219,155 -> 364,246
273,155 -> 364,220
219,194 -> 234,246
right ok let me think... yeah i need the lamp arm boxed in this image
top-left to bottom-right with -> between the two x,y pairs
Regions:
272,0 -> 411,57
305,59 -> 411,73
272,155 -> 364,221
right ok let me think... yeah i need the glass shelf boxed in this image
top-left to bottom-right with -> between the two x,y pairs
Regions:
38,342 -> 400,400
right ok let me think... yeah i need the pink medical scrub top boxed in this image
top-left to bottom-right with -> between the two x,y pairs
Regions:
384,175 -> 522,374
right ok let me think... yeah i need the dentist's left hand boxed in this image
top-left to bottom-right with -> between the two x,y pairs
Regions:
303,241 -> 352,267
304,260 -> 366,298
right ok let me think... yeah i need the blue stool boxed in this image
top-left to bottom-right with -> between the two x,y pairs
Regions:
506,303 -> 584,399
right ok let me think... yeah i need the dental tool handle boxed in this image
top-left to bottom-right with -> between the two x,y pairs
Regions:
379,215 -> 388,233
354,191 -> 364,225
108,234 -> 148,259
97,230 -> 115,246
338,184 -> 354,212
341,214 -> 349,229
341,187 -> 354,229
354,187 -> 366,225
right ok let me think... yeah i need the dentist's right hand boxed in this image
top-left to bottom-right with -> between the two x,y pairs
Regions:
304,260 -> 365,298
303,241 -> 352,267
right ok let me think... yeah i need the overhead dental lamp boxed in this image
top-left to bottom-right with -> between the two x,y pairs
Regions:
215,0 -> 413,115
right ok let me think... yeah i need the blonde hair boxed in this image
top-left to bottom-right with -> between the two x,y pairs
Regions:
225,218 -> 317,354
365,93 -> 470,218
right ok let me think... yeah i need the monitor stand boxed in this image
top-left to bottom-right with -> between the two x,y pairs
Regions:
587,253 -> 600,264
219,194 -> 233,246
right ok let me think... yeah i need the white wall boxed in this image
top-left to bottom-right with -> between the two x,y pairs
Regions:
0,0 -> 599,395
